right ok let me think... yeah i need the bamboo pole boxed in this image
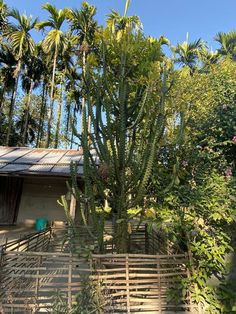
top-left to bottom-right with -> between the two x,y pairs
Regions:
68,253 -> 72,309
126,255 -> 130,313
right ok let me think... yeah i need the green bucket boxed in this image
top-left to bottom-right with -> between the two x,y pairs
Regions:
35,218 -> 47,231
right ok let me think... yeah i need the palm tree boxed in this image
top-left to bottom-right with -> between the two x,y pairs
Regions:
67,3 -> 97,45
106,0 -> 141,37
215,31 -> 236,59
199,47 -> 219,72
0,44 -> 16,143
15,99 -> 38,146
106,10 -> 141,36
54,34 -> 75,148
0,44 -> 16,112
21,47 -> 43,146
174,38 -> 205,74
67,2 -> 97,139
64,67 -> 80,148
35,43 -> 50,148
36,3 -> 67,148
5,9 -> 38,145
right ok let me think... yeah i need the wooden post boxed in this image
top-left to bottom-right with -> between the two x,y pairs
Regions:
126,255 -> 130,314
157,256 -> 162,313
68,253 -> 72,309
186,267 -> 195,313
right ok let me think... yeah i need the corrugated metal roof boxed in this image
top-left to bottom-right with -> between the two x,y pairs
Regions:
0,147 -> 89,177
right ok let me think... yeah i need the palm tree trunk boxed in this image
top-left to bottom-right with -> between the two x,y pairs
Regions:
54,74 -> 64,148
22,79 -> 34,146
65,97 -> 71,149
36,82 -> 47,148
5,69 -> 20,146
45,47 -> 57,148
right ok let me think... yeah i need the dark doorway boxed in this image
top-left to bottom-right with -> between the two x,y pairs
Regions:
0,176 -> 24,225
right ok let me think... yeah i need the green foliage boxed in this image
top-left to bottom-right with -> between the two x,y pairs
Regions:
142,56 -> 236,311
147,172 -> 236,312
51,276 -> 106,314
73,276 -> 106,314
215,31 -> 236,59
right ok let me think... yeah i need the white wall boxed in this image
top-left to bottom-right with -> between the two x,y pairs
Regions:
17,177 -> 68,225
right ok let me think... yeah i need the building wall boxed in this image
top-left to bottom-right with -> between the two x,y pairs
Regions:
17,177 -> 68,225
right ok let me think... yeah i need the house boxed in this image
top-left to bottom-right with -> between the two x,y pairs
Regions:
0,146 -> 95,226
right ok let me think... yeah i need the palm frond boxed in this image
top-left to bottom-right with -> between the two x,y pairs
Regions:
42,3 -> 67,29
124,0 -> 131,17
42,29 -> 65,53
35,20 -> 55,30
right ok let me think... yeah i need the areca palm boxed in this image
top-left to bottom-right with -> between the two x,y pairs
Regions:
36,3 -> 67,147
0,44 -> 16,111
21,48 -> 43,146
199,48 -> 219,72
54,34 -> 75,148
107,11 -> 141,35
5,9 -> 37,145
6,9 -> 37,76
215,31 -> 236,59
61,61 -> 80,148
106,0 -> 141,37
174,38 -> 205,74
0,43 -> 16,144
67,2 -> 97,45
35,48 -> 50,148
67,3 -> 98,139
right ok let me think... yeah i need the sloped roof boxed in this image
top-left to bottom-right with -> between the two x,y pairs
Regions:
0,146 -> 96,177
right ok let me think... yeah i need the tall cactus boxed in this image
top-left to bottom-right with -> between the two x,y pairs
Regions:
78,12 -> 174,252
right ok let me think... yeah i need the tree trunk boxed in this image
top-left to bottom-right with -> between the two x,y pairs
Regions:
113,189 -> 129,253
5,72 -> 20,146
115,199 -> 129,253
65,94 -> 71,149
45,48 -> 57,148
36,82 -> 47,148
54,74 -> 64,148
22,79 -> 34,146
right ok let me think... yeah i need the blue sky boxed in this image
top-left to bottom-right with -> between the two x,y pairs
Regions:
4,0 -> 236,49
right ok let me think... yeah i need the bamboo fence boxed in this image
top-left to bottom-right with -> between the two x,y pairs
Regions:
0,228 -> 52,253
0,225 -> 198,313
0,251 -> 196,313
